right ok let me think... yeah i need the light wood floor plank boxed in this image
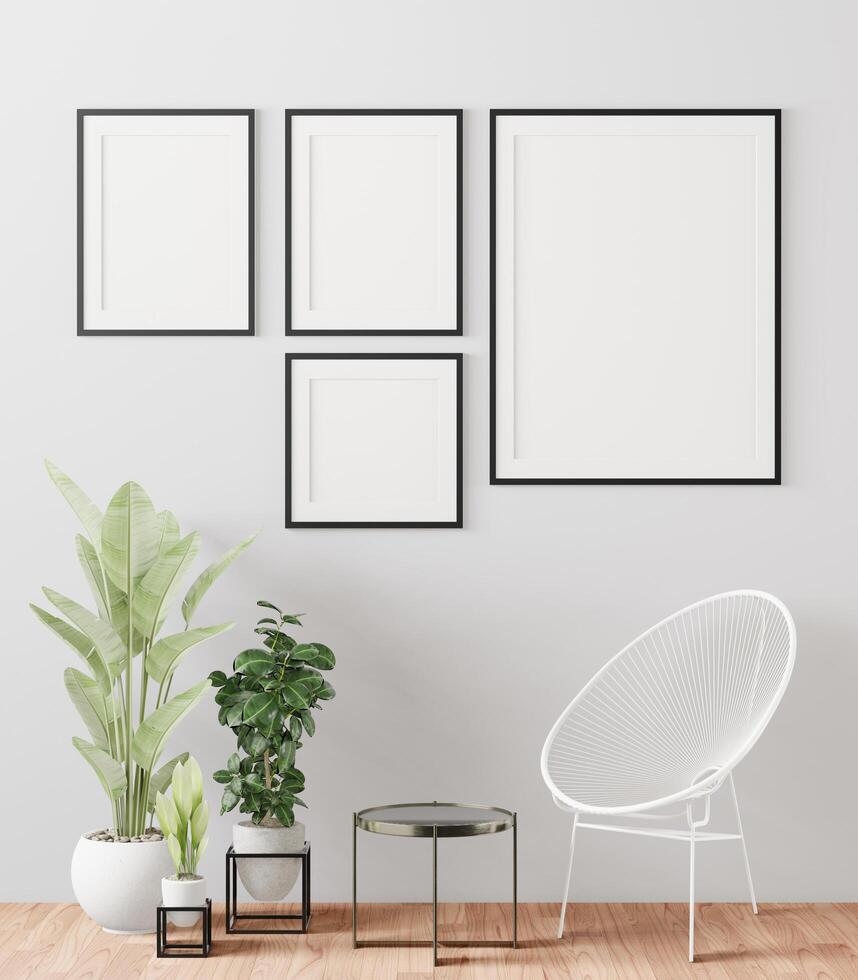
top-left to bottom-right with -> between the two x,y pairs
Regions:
1,903 -> 857,979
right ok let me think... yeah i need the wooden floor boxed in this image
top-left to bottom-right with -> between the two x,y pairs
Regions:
2,902 -> 858,979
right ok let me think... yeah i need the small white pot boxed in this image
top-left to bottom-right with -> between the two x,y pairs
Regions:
233,820 -> 305,901
71,835 -> 174,934
161,875 -> 207,927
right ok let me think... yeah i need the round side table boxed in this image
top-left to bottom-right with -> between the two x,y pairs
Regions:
352,801 -> 517,967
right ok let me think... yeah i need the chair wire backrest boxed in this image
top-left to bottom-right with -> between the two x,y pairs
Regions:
541,591 -> 796,814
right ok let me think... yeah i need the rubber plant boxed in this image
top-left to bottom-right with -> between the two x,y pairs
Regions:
210,601 -> 336,826
31,461 -> 256,837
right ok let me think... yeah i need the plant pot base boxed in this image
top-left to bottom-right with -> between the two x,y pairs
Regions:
71,835 -> 174,934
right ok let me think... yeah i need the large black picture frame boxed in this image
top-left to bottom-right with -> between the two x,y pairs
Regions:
77,108 -> 255,337
490,108 -> 781,485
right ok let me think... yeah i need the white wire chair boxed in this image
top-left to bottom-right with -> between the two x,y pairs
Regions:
540,590 -> 796,962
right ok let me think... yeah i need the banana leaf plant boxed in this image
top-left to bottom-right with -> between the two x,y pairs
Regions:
31,461 -> 256,837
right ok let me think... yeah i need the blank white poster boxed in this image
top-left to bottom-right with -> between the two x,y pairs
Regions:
289,113 -> 459,333
493,112 -> 778,482
287,356 -> 461,526
79,112 -> 252,334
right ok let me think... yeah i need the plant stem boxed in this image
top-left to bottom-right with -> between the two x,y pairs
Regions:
124,557 -> 134,837
263,750 -> 272,790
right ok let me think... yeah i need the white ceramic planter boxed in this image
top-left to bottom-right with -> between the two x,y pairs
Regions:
233,820 -> 305,901
71,835 -> 174,934
161,875 -> 207,927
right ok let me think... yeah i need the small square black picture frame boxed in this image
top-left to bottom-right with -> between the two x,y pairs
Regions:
285,108 -> 463,336
226,844 -> 312,934
156,898 -> 212,957
285,353 -> 464,529
489,108 -> 781,485
77,108 -> 255,337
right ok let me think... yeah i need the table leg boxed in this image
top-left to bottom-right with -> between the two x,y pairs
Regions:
433,824 -> 438,967
513,812 -> 518,948
352,813 -> 357,948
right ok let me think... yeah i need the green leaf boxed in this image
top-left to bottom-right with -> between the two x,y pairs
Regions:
166,833 -> 183,874
213,769 -> 232,784
45,460 -> 103,549
281,669 -> 323,710
227,752 -> 240,774
291,642 -> 335,670
289,715 -> 302,741
264,632 -> 295,654
191,800 -> 209,848
72,736 -> 126,801
290,644 -> 318,661
171,760 -> 194,824
43,588 -> 126,684
256,600 -> 282,615
209,670 -> 227,688
181,532 -> 258,627
299,709 -> 316,737
155,510 -> 180,556
155,791 -> 180,838
277,742 -> 296,771
100,481 -> 160,593
132,533 -> 201,640
220,789 -> 239,814
186,757 -> 203,811
273,804 -> 294,828
317,680 -> 336,700
256,618 -> 278,626
243,692 -> 279,732
147,623 -> 234,684
234,649 -> 276,676
30,604 -> 109,692
147,753 -> 190,812
226,703 -> 245,727
229,775 -> 243,795
64,668 -> 110,749
75,535 -> 110,621
131,680 -> 211,773
248,732 -> 269,755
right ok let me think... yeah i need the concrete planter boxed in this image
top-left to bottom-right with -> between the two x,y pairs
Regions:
232,820 -> 305,901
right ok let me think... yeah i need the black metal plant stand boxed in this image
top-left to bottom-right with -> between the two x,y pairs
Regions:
156,898 -> 212,957
225,843 -> 311,934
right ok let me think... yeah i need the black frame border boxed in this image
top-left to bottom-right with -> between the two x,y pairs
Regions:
77,108 -> 255,337
285,352 -> 464,528
285,109 -> 463,336
156,898 -> 212,957
489,108 -> 782,485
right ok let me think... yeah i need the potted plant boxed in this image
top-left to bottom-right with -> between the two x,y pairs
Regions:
156,757 -> 209,926
31,462 -> 255,933
210,600 -> 335,901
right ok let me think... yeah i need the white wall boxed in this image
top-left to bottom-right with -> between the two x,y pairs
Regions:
2,0 -> 856,903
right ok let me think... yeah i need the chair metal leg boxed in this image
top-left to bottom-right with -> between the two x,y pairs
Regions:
729,773 -> 758,914
557,812 -> 578,940
688,806 -> 696,962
